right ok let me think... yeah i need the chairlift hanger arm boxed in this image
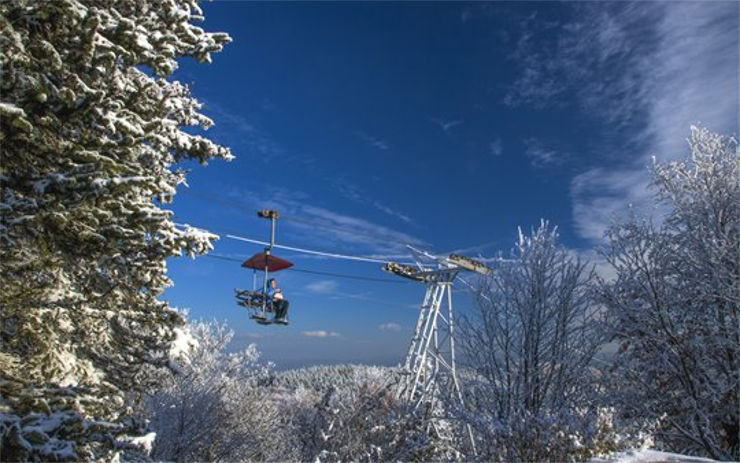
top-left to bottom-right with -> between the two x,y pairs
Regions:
257,210 -> 279,220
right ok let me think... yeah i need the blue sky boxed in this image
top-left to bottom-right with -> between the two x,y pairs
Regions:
164,1 -> 738,369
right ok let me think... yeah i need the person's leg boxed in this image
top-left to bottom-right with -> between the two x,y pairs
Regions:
275,300 -> 289,320
274,300 -> 285,319
280,300 -> 289,319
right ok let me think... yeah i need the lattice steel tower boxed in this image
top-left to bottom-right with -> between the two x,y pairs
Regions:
384,247 -> 490,452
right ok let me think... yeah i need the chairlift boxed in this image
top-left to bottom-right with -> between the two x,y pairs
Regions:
235,210 -> 294,325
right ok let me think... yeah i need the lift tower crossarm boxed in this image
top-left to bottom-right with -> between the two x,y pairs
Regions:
447,254 -> 491,275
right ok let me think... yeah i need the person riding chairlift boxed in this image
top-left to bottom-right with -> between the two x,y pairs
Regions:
266,278 -> 289,323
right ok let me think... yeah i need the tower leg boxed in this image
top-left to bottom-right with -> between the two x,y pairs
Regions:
396,270 -> 476,455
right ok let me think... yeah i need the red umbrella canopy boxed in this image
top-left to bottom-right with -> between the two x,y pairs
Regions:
242,252 -> 294,272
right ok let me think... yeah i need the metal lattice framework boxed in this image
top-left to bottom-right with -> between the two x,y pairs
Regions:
384,247 -> 490,452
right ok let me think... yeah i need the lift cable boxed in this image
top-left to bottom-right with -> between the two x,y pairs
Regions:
176,191 -> 505,265
225,233 -> 395,264
179,189 -> 502,258
204,252 -> 410,284
175,221 -> 417,265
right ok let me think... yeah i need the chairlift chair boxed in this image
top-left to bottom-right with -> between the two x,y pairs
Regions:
236,251 -> 294,323
234,210 -> 294,325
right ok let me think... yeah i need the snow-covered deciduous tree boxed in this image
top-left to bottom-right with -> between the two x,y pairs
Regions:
145,321 -> 280,462
278,367 -> 449,462
459,222 -> 619,461
146,331 -> 448,463
600,127 -> 739,460
0,1 -> 230,459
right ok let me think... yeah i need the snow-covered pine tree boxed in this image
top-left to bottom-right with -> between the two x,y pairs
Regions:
601,127 -> 739,460
0,1 -> 231,459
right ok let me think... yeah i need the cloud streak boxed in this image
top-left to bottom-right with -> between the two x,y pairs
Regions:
355,131 -> 390,151
523,138 -> 564,168
507,3 -> 739,242
305,279 -> 339,294
336,181 -> 413,224
225,186 -> 426,255
378,322 -> 402,332
430,117 -> 464,133
490,137 -> 503,156
302,330 -> 341,338
201,100 -> 283,163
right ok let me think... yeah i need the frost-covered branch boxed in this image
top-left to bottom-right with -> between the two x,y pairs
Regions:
600,127 -> 739,460
0,0 -> 231,459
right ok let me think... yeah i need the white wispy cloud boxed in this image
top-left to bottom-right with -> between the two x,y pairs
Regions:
302,330 -> 341,338
523,138 -> 564,168
336,181 -> 413,224
441,238 -> 502,257
355,131 -> 390,151
378,322 -> 402,332
201,100 -> 283,162
504,6 -> 653,120
507,2 -> 739,242
490,137 -> 503,156
299,203 -> 422,251
370,201 -> 413,224
640,2 -> 738,158
430,117 -> 464,133
305,279 -> 339,294
570,167 -> 651,242
225,186 -> 425,255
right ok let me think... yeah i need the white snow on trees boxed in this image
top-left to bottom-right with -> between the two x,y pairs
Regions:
592,448 -> 719,463
600,127 -> 739,461
0,0 -> 735,457
145,321 -> 278,461
0,0 -> 231,459
457,222 -> 649,461
144,320 -> 466,462
168,325 -> 200,365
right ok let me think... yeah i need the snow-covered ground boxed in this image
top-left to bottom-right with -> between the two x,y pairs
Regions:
593,449 -> 718,463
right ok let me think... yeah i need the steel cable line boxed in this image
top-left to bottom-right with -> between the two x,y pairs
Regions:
243,250 -> 633,383
203,253 -> 414,309
225,234 -> 395,264
203,253 -> 409,284
175,222 -> 506,276
178,189 -> 506,264
174,221 -> 417,265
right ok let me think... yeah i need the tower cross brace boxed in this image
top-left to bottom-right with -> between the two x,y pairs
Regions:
384,248 -> 490,453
